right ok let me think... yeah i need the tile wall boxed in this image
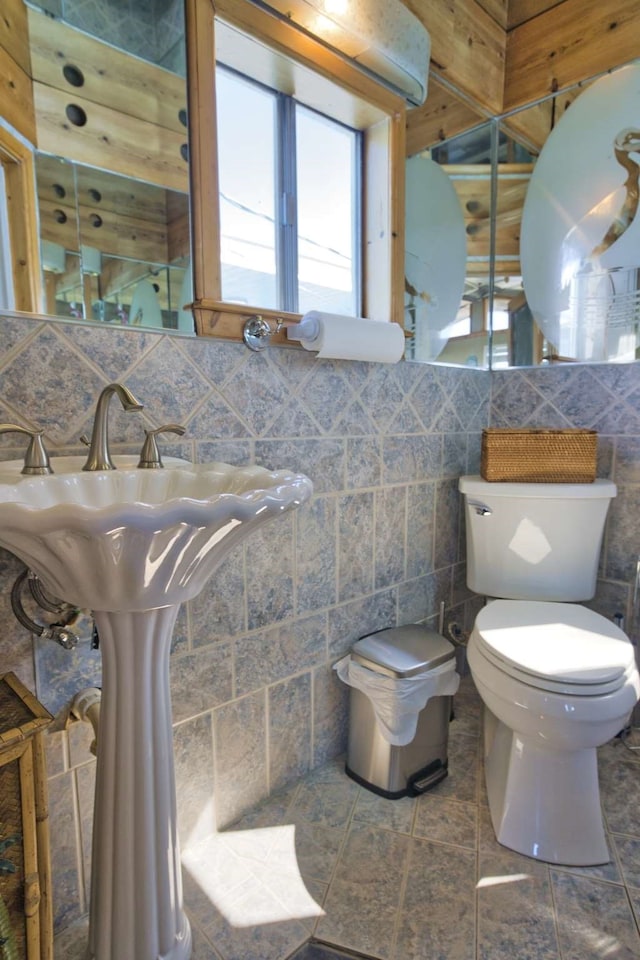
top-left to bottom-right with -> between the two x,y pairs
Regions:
2,315 -> 639,934
0,313 -> 488,930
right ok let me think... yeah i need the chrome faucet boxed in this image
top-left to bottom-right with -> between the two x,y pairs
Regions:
82,383 -> 143,471
0,424 -> 52,475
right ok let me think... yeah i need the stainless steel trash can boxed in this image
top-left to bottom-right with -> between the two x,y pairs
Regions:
345,624 -> 456,798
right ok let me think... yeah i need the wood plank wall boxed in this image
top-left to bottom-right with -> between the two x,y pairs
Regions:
0,0 -> 35,142
28,8 -> 189,193
404,0 -> 640,154
402,0 -> 506,115
504,0 -> 640,111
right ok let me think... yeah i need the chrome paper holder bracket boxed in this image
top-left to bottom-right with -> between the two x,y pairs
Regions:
243,315 -> 284,352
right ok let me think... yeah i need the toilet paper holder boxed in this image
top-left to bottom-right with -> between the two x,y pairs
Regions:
243,315 -> 285,352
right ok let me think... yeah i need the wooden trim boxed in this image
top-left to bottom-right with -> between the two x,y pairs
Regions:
507,0 -> 569,31
389,110 -> 406,327
19,743 -> 41,960
0,130 -> 42,314
0,0 -> 35,143
186,0 -> 221,307
193,299 -> 301,340
0,674 -> 53,960
33,732 -> 53,960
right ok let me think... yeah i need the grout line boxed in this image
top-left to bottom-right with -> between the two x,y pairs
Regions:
547,863 -> 564,960
388,831 -> 412,960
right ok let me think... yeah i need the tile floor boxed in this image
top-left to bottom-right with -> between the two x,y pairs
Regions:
55,677 -> 640,960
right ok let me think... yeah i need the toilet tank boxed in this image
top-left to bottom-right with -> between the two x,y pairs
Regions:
458,476 -> 616,601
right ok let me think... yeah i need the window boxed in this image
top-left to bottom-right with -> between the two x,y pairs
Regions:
216,66 -> 360,316
187,0 -> 405,339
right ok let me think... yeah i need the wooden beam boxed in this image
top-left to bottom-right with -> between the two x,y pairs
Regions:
167,209 -> 190,263
389,110 -> 407,327
0,45 -> 36,144
506,0 -> 564,30
477,0 -> 509,29
406,75 -> 488,155
0,0 -> 31,76
186,0 -> 221,309
75,167 -> 172,222
33,82 -> 189,193
445,162 -> 531,269
76,202 -> 169,263
402,0 -> 505,115
38,197 -> 80,251
504,0 -> 640,110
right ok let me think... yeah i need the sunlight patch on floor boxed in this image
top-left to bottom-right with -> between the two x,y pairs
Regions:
182,824 -> 325,928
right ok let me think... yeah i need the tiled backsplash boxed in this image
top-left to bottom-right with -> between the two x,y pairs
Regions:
0,314 -> 488,929
1,314 -> 638,933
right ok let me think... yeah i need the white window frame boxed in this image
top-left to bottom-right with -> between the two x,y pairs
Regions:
217,65 -> 363,316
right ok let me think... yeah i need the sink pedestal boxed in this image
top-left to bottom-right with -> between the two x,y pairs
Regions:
0,459 -> 312,960
89,606 -> 191,960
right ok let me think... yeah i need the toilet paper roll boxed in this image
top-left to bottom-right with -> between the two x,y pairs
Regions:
287,311 -> 405,363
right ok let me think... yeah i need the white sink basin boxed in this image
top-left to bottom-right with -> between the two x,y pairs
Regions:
0,461 -> 312,612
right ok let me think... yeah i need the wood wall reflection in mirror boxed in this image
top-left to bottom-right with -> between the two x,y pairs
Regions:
0,0 -> 192,332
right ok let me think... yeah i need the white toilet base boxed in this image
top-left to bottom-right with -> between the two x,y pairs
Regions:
483,706 -> 609,866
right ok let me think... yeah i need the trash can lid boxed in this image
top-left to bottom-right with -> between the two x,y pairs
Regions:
351,624 -> 455,678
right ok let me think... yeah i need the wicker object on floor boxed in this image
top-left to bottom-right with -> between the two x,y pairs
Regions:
481,428 -> 598,483
0,673 -> 53,960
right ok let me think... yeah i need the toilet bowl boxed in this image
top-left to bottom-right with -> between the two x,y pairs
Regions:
470,599 -> 640,865
458,475 -> 640,866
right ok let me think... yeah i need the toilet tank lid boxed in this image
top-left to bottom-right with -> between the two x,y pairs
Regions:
352,625 -> 455,678
459,476 -> 616,499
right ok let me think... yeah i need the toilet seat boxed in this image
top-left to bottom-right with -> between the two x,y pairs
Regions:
472,600 -> 634,697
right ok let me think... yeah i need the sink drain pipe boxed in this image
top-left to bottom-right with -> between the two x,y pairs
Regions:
71,687 -> 102,756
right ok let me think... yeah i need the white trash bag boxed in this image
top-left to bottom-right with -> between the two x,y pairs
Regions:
334,655 -> 460,747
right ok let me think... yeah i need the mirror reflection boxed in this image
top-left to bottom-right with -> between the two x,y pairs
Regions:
406,59 -> 640,369
515,63 -> 640,366
406,122 -> 533,368
28,0 -> 192,331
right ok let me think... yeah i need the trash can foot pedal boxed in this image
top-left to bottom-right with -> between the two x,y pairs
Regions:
407,759 -> 448,796
344,764 -> 411,799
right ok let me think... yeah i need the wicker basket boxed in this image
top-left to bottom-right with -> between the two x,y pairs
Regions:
481,428 -> 597,483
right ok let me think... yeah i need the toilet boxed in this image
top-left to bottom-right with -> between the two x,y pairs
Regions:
459,475 -> 640,866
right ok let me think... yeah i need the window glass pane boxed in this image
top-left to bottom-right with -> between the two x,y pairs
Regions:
295,105 -> 357,315
0,164 -> 15,311
216,70 -> 277,308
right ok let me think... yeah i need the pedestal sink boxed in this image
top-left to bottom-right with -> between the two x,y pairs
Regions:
0,462 -> 313,960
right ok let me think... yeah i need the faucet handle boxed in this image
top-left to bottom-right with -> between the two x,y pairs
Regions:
137,424 -> 186,469
0,424 -> 52,475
